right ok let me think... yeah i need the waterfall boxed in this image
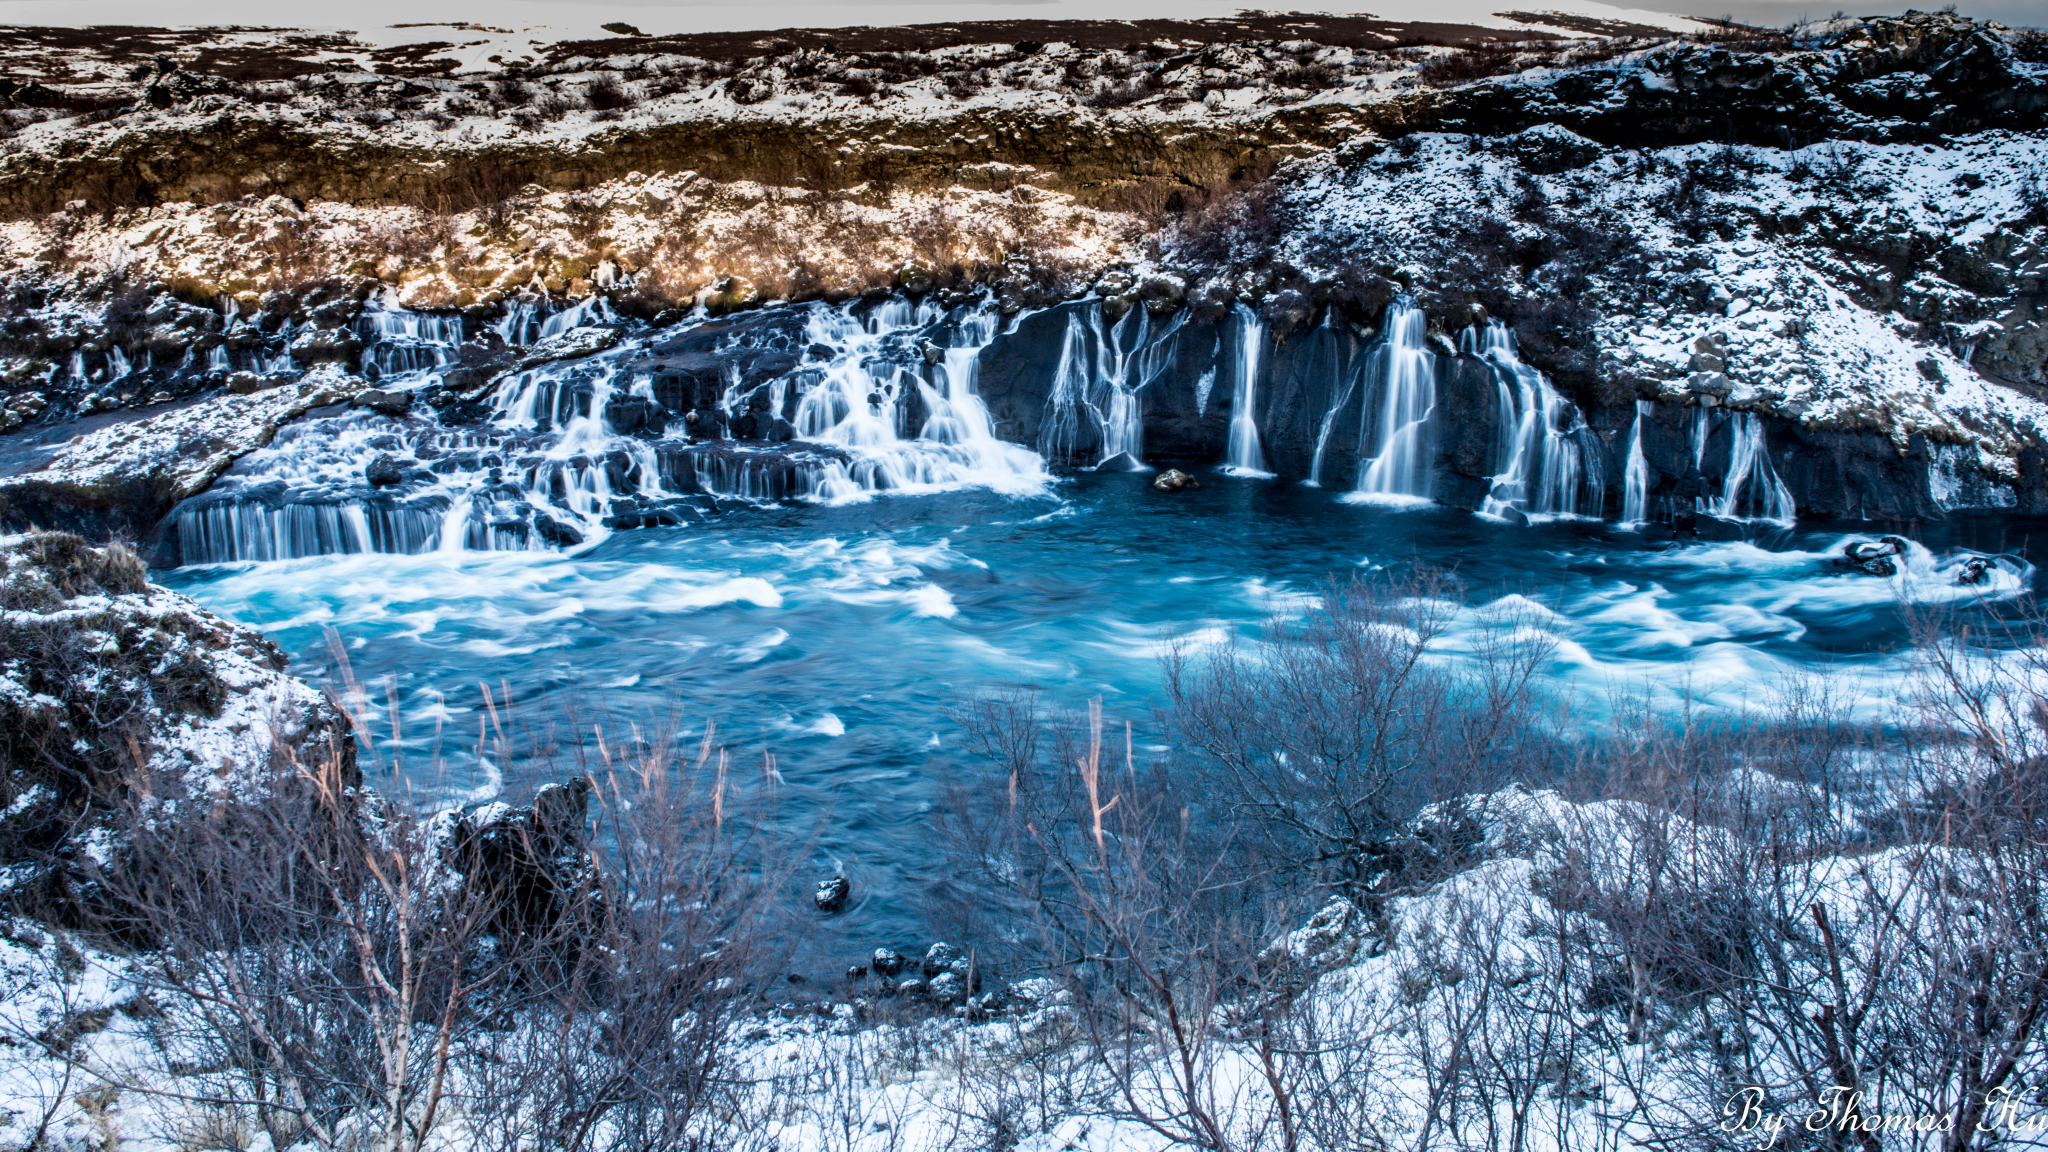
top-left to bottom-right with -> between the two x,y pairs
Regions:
1304,313 -> 1355,488
539,297 -> 612,340
1696,409 -> 1796,524
1622,400 -> 1652,526
494,299 -> 545,345
1221,304 -> 1271,477
1467,321 -> 1603,520
176,501 -> 447,563
358,297 -> 467,377
1038,304 -> 1185,469
1349,298 -> 1436,504
173,295 -> 1051,565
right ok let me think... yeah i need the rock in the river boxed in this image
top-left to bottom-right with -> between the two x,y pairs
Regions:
871,947 -> 906,977
443,777 -> 597,937
1094,451 -> 1144,473
1957,556 -> 1994,586
929,971 -> 968,1005
516,325 -> 621,370
1152,469 -> 1198,492
353,388 -> 414,416
364,453 -> 404,487
1833,536 -> 1910,577
846,964 -> 868,981
815,874 -> 851,913
287,326 -> 364,365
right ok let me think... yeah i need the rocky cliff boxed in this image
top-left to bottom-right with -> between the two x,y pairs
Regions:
0,8 -> 2041,550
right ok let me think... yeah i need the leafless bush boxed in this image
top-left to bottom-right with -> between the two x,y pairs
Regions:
48,674 -> 789,1152
584,75 -> 636,112
1164,569 -> 1558,901
1416,46 -> 1521,87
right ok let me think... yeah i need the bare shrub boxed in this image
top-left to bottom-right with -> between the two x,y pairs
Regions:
59,679 -> 787,1152
1163,569 -> 1559,901
1416,46 -> 1521,86
584,75 -> 635,112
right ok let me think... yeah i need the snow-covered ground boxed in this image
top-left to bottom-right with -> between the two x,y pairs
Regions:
10,775 -> 2048,1152
0,1 -> 1715,72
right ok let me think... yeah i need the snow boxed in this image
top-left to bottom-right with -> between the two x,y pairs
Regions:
0,367 -> 365,503
12,778 -> 2045,1152
1278,129 -> 2048,498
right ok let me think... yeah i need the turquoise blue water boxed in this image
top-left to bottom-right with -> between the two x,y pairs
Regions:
159,471 -> 2044,957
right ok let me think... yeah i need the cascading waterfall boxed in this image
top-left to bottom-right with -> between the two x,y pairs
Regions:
1622,400 -> 1652,526
1306,313 -> 1359,488
1468,321 -> 1603,520
358,296 -> 467,376
1038,304 -> 1186,469
175,295 -> 1049,565
1221,304 -> 1271,477
1694,409 -> 1796,524
793,299 -> 1047,499
1349,298 -> 1436,504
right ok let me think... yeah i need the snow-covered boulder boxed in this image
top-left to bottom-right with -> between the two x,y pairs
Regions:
0,531 -> 354,916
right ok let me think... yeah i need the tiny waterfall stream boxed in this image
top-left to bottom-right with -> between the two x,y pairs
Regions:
151,291 -> 2044,958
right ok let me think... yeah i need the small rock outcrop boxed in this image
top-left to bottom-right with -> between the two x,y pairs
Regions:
0,531 -> 356,917
441,777 -> 598,938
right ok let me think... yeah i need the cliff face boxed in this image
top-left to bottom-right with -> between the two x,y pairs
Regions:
0,9 -> 2042,550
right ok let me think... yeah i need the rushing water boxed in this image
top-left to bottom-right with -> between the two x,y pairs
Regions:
159,474 -> 2047,958
143,290 -> 2048,964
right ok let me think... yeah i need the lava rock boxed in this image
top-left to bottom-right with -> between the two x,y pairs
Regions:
923,941 -> 964,977
1152,469 -> 1199,492
872,948 -> 906,977
354,388 -> 413,416
1833,535 -> 1909,577
446,776 -> 596,938
815,874 -> 851,914
364,453 -> 404,487
533,513 -> 585,548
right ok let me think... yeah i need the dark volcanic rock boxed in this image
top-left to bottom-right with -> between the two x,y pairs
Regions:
364,452 -> 404,487
815,874 -> 851,913
444,777 -> 598,937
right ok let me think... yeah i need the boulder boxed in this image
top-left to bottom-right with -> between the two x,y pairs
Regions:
871,947 -> 907,977
923,940 -> 965,976
1153,468 -> 1199,491
288,326 -> 365,365
814,874 -> 851,913
364,453 -> 404,487
1832,535 -> 1909,576
516,326 -> 621,370
928,971 -> 968,1005
443,777 -> 597,938
353,388 -> 414,416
